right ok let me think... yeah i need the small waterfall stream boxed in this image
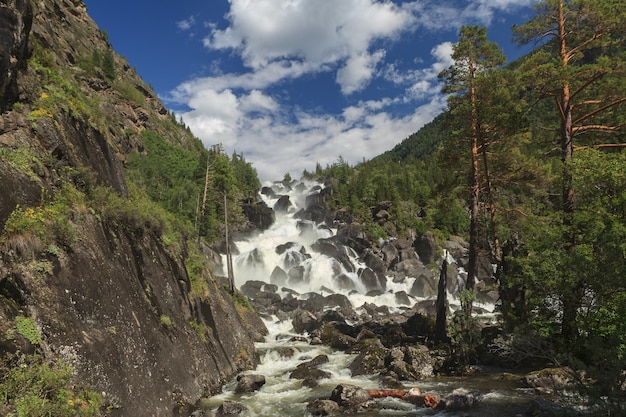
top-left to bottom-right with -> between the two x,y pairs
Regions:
204,180 -> 536,416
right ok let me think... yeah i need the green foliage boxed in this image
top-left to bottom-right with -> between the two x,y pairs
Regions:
101,49 -> 115,80
28,39 -> 104,126
159,315 -> 172,326
448,308 -> 482,368
2,185 -> 79,248
0,353 -> 102,417
14,316 -> 41,346
189,320 -> 207,342
230,289 -> 252,311
184,248 -> 209,299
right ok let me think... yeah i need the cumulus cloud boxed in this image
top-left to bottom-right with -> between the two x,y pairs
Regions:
176,16 -> 196,31
168,0 -> 533,180
203,0 -> 412,94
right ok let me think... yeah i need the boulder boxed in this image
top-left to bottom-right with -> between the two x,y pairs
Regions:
414,232 -> 437,265
273,195 -> 292,212
306,399 -> 340,416
438,388 -> 481,410
409,274 -> 437,298
234,374 -> 266,393
348,338 -> 387,376
270,266 -> 288,286
330,384 -> 371,407
241,200 -> 275,230
216,401 -> 247,416
524,367 -> 574,393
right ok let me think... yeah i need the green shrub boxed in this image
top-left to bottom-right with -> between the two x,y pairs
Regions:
14,316 -> 41,346
159,315 -> 172,326
0,353 -> 102,417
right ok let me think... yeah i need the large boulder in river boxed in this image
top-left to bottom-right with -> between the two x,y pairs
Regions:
306,399 -> 340,416
414,232 -> 437,265
358,267 -> 386,292
273,195 -> 292,212
241,200 -> 275,231
330,384 -> 371,407
348,338 -> 387,376
234,374 -> 266,393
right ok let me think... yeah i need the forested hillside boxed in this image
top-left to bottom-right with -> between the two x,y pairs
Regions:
310,0 -> 626,412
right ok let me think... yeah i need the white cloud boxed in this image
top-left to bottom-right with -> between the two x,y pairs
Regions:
168,0 -> 533,180
203,0 -> 413,94
176,16 -> 196,31
336,50 -> 386,95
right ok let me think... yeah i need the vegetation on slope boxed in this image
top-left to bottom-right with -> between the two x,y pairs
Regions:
309,0 -> 626,412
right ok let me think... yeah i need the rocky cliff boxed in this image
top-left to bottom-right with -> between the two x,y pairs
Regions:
0,0 -> 266,416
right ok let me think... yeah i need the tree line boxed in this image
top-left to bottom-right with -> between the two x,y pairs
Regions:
310,0 -> 626,411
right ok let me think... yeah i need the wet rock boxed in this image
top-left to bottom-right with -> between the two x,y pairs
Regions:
348,338 -> 387,376
290,354 -> 331,381
358,267 -> 386,292
273,195 -> 292,212
414,232 -> 437,265
524,367 -> 574,393
306,399 -> 340,416
330,384 -> 371,407
318,322 -> 357,350
241,200 -> 275,231
362,249 -> 386,274
292,309 -> 318,334
275,241 -> 300,255
216,401 -> 247,416
288,265 -> 309,284
290,366 -> 331,381
409,273 -> 437,298
394,290 -> 411,306
283,249 -> 310,269
333,273 -> 356,290
381,242 -> 399,267
324,294 -> 353,310
270,266 -> 288,285
438,388 -> 481,410
234,374 -> 266,393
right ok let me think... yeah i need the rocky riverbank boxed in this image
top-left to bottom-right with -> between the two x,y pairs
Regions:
197,180 -> 581,417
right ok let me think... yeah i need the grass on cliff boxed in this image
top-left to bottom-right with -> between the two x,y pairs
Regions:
0,353 -> 103,417
1,318 -> 102,417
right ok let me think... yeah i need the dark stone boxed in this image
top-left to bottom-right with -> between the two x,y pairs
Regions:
438,388 -> 481,410
273,195 -> 292,212
306,399 -> 340,416
0,0 -> 33,111
330,384 -> 371,407
348,338 -> 387,376
358,268 -> 385,293
414,232 -> 437,265
234,374 -> 266,393
290,367 -> 331,380
241,200 -> 275,230
270,266 -> 288,286
394,290 -> 411,306
216,400 -> 247,416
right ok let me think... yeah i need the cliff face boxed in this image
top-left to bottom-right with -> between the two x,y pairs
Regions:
0,1 -> 266,416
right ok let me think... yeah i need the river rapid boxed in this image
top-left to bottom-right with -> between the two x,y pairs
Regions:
205,180 -> 538,416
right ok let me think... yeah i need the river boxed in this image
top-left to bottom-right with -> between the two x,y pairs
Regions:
206,180 -> 537,416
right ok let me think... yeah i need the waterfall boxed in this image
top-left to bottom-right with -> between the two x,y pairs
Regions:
204,180 -> 532,417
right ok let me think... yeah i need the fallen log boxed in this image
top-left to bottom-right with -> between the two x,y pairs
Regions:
366,388 -> 440,408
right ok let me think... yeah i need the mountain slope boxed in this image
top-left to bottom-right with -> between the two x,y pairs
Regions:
0,1 -> 265,416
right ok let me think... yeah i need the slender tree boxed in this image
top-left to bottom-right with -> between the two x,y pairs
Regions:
439,26 -> 506,315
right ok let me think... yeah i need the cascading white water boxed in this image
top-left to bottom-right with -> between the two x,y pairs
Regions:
205,180 -> 533,417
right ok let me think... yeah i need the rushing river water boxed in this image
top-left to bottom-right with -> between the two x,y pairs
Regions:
206,180 -> 538,416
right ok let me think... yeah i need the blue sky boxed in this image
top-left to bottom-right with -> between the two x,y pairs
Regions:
83,0 -> 535,181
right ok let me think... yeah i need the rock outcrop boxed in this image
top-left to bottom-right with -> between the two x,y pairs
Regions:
0,1 -> 266,416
